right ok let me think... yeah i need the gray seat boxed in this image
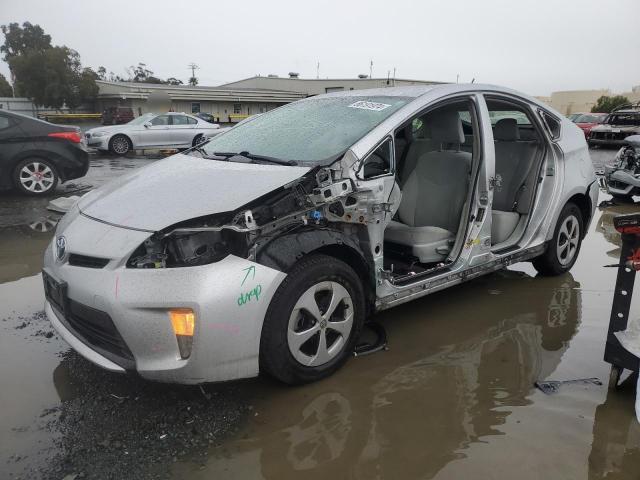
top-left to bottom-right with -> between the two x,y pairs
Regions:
385,110 -> 472,263
491,118 -> 539,244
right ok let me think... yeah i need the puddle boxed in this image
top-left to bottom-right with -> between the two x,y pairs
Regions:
1,151 -> 639,479
169,200 -> 640,480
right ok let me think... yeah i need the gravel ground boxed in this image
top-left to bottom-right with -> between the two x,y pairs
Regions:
3,310 -> 249,480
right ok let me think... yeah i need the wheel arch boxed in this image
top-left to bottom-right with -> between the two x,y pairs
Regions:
566,192 -> 592,238
11,151 -> 63,179
256,228 -> 376,312
109,133 -> 133,150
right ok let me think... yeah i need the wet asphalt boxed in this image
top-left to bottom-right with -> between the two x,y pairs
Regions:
1,148 -> 639,480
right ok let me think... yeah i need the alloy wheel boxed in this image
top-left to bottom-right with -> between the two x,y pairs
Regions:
111,136 -> 130,155
556,214 -> 580,266
287,281 -> 354,367
19,162 -> 55,193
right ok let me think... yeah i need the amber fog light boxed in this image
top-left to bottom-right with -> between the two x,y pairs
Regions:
169,308 -> 195,359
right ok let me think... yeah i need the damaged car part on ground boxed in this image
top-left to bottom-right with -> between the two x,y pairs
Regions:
603,135 -> 640,201
43,84 -> 598,384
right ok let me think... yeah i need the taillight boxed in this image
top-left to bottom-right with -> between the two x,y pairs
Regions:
48,131 -> 82,143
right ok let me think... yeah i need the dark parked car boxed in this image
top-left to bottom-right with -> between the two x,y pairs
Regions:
194,112 -> 217,123
589,104 -> 640,147
102,106 -> 134,125
0,110 -> 89,196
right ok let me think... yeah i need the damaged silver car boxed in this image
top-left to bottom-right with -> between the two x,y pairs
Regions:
43,84 -> 598,384
603,135 -> 640,200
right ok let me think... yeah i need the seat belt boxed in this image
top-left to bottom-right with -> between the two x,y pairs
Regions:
512,144 -> 540,212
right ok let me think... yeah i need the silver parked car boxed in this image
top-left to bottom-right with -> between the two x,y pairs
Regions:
84,112 -> 222,155
44,84 -> 598,385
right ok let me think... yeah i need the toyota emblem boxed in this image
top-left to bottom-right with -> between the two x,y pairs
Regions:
56,236 -> 67,260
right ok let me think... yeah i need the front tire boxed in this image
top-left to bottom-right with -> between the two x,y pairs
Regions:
532,203 -> 583,276
260,254 -> 365,384
109,134 -> 131,156
13,158 -> 59,196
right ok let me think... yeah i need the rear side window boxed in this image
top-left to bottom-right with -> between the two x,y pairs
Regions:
187,116 -> 197,125
0,115 -> 10,130
539,111 -> 561,140
172,115 -> 190,125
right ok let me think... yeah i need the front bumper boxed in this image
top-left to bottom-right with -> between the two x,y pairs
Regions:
44,215 -> 286,384
85,134 -> 109,150
604,167 -> 640,196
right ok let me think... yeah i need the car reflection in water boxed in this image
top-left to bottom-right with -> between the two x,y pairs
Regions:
172,269 -> 582,479
0,216 -> 60,284
595,201 -> 640,259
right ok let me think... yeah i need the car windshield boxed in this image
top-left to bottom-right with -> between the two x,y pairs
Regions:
575,114 -> 603,123
606,113 -> 640,126
127,113 -> 155,125
201,96 -> 411,165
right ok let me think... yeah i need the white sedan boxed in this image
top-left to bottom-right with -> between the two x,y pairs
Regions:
85,112 -> 223,155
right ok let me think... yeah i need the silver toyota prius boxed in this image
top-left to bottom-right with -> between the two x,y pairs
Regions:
43,84 -> 598,384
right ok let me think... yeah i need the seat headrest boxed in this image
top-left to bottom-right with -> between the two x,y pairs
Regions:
425,110 -> 465,144
494,118 -> 520,141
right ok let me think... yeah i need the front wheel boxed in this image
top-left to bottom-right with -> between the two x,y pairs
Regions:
109,134 -> 131,156
260,254 -> 365,384
532,203 -> 584,276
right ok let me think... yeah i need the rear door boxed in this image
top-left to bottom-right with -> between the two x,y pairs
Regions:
0,113 -> 27,185
169,114 -> 197,146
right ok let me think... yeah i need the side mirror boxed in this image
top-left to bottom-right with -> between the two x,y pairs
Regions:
144,122 -> 152,128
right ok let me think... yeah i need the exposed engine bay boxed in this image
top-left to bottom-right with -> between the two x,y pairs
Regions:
615,143 -> 640,175
126,162 -> 386,272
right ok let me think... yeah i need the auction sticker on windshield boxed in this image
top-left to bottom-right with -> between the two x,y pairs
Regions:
348,101 -> 392,111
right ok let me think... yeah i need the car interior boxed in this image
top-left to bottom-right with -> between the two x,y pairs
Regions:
378,97 -> 545,282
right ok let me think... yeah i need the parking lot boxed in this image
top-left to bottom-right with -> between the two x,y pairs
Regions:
0,147 -> 638,479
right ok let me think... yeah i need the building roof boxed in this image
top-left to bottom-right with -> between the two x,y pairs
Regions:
217,75 -> 445,96
95,80 -> 307,103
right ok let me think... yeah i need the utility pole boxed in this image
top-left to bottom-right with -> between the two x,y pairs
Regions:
187,63 -> 199,86
317,61 -> 320,79
370,60 -> 373,79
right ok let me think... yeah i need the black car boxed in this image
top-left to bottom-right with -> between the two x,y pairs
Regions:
194,112 -> 217,123
0,110 -> 89,196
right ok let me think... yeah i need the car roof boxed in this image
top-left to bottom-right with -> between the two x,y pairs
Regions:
314,83 -> 557,116
611,109 -> 640,114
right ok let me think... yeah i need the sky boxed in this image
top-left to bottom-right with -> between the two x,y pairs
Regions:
1,0 -> 639,97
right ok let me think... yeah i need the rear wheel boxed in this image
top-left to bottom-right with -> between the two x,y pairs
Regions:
260,254 -> 365,384
192,134 -> 206,147
109,134 -> 131,156
532,203 -> 583,276
13,158 -> 58,196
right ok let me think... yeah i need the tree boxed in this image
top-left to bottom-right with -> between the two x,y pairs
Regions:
0,73 -> 12,97
166,77 -> 183,85
9,46 -> 81,108
1,22 -> 99,110
0,22 -> 51,61
592,95 -> 630,113
77,67 -> 99,104
188,76 -> 198,86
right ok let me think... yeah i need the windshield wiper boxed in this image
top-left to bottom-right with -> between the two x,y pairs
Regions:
213,151 -> 297,166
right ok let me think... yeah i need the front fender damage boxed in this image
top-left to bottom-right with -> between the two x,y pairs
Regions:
127,160 -> 382,295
